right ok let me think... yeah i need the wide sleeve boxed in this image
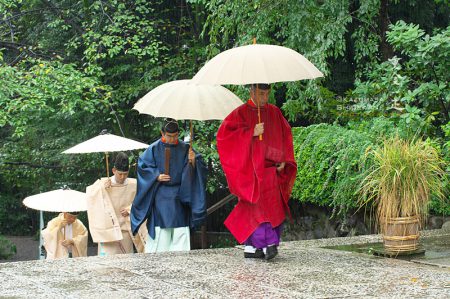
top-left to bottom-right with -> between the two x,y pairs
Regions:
216,108 -> 260,203
179,151 -> 207,228
42,216 -> 63,260
277,111 -> 297,204
71,220 -> 88,257
130,146 -> 160,237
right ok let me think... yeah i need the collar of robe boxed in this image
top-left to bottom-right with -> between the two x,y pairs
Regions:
247,99 -> 267,109
160,137 -> 179,146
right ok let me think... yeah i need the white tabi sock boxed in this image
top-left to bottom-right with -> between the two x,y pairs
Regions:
244,246 -> 257,254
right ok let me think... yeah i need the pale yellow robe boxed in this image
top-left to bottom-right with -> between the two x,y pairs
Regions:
86,177 -> 147,255
42,213 -> 88,260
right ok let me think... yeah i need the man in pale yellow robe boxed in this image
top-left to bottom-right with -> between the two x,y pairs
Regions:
86,152 -> 147,256
42,212 -> 88,260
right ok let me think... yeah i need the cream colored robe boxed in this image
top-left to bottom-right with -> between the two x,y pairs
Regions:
86,177 -> 147,254
42,213 -> 88,260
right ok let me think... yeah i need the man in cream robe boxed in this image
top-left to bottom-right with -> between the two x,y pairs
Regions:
86,152 -> 147,256
42,212 -> 88,260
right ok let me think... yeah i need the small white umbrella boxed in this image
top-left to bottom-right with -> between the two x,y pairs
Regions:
62,130 -> 148,177
23,187 -> 86,259
23,188 -> 87,212
133,80 -> 242,121
63,132 -> 148,154
192,44 -> 323,85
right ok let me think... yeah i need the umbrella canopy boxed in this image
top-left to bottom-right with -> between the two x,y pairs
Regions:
62,132 -> 148,154
133,80 -> 243,120
23,188 -> 87,212
192,44 -> 323,85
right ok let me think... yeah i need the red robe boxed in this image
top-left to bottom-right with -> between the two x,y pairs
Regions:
217,100 -> 297,243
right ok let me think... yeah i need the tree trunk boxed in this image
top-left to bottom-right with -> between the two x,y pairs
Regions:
379,0 -> 393,61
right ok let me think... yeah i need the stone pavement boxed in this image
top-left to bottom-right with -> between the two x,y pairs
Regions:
0,230 -> 448,298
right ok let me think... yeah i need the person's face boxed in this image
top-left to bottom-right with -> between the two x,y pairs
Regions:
251,87 -> 270,106
64,212 -> 78,224
112,168 -> 129,184
161,131 -> 179,145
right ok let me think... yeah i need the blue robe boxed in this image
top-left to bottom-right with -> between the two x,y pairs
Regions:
130,139 -> 207,239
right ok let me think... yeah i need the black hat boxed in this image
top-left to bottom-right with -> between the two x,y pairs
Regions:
114,152 -> 129,171
161,118 -> 179,133
250,83 -> 271,90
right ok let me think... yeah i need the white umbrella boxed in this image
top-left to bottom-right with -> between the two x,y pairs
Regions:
62,130 -> 148,177
133,80 -> 242,121
134,79 -> 243,148
62,132 -> 148,154
23,188 -> 87,212
192,44 -> 323,85
23,187 -> 86,259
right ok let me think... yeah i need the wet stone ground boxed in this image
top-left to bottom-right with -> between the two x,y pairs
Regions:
0,230 -> 449,298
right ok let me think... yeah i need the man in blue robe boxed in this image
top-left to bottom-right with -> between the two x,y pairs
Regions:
131,119 -> 207,252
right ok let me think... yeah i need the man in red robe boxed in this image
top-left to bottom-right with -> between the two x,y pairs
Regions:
216,83 -> 297,260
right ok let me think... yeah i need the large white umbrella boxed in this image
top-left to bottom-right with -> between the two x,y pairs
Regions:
192,44 -> 323,85
133,80 -> 242,121
192,43 -> 323,140
134,79 -> 242,147
23,187 -> 87,212
62,130 -> 148,177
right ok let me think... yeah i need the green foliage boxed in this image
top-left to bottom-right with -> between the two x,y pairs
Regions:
350,21 -> 450,134
292,120 -> 449,217
189,120 -> 227,194
0,0 -> 210,235
0,59 -> 109,137
0,194 -> 32,235
292,124 -> 374,216
432,121 -> 450,215
0,235 -> 16,260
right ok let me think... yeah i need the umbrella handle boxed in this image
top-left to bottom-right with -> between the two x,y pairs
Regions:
189,120 -> 195,166
105,152 -> 110,177
165,148 -> 170,175
258,105 -> 263,141
190,120 -> 193,148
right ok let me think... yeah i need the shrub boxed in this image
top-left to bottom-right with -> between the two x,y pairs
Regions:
292,121 -> 449,217
0,194 -> 33,235
0,235 -> 17,260
292,124 -> 374,216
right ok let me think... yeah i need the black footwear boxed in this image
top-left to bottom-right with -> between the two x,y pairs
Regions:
244,249 -> 265,259
265,245 -> 278,260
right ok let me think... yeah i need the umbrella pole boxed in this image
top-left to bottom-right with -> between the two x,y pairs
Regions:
189,120 -> 195,166
258,105 -> 263,141
253,37 -> 263,141
39,210 -> 45,260
190,120 -> 193,148
105,152 -> 110,178
63,213 -> 66,240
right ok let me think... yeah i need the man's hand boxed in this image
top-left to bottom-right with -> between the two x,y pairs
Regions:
59,219 -> 68,228
104,178 -> 112,188
157,174 -> 171,182
120,208 -> 130,217
276,162 -> 286,172
61,239 -> 74,247
188,148 -> 195,166
253,123 -> 264,136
